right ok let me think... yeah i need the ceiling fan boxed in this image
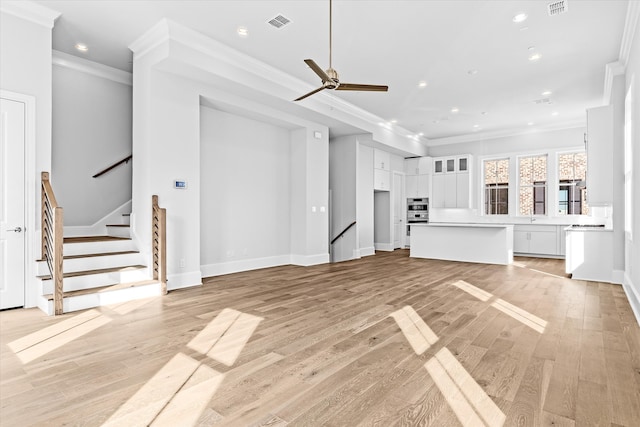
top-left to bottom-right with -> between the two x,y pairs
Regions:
294,0 -> 389,101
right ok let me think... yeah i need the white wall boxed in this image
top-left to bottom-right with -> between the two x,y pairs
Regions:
329,136 -> 358,262
357,143 -> 374,256
1,5 -> 58,308
624,7 -> 640,322
200,107 -> 292,268
52,63 -> 132,226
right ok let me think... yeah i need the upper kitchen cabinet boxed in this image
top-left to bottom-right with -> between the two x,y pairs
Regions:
586,106 -> 613,206
404,157 -> 431,198
374,149 -> 391,191
374,149 -> 391,171
432,155 -> 472,208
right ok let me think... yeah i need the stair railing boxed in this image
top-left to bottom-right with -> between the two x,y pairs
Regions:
92,154 -> 132,178
41,172 -> 64,315
152,195 -> 167,294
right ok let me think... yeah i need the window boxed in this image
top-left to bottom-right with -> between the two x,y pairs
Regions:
518,155 -> 547,216
558,152 -> 589,215
484,159 -> 509,215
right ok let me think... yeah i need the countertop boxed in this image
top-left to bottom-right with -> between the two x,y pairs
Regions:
564,225 -> 612,232
410,223 -> 514,229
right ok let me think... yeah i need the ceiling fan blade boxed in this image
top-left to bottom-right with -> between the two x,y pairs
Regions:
336,83 -> 389,92
294,86 -> 327,101
304,59 -> 331,81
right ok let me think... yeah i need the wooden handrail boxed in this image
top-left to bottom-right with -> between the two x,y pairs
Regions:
152,195 -> 167,295
92,154 -> 132,178
330,221 -> 356,245
41,172 -> 64,315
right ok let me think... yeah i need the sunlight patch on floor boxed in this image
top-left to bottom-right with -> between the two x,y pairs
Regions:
8,309 -> 112,364
103,308 -> 262,427
389,305 -> 438,355
491,298 -> 547,334
426,347 -> 506,427
452,280 -> 547,333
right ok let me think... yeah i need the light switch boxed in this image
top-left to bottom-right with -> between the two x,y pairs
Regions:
320,206 -> 326,212
311,206 -> 317,212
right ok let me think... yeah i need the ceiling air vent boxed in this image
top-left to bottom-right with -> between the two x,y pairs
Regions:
268,14 -> 291,29
533,98 -> 552,105
547,0 -> 568,16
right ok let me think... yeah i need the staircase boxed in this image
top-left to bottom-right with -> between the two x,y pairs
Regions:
36,212 -> 164,315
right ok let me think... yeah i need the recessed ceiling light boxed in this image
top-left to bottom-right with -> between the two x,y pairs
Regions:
390,119 -> 398,124
473,124 -> 480,128
552,111 -> 559,116
528,53 -> 542,61
528,46 -> 536,51
418,81 -> 428,88
75,43 -> 88,52
481,111 -> 487,115
237,26 -> 249,37
542,90 -> 552,96
418,132 -> 424,136
528,122 -> 534,126
513,13 -> 528,23
467,69 -> 478,75
451,107 -> 459,113
432,120 -> 440,124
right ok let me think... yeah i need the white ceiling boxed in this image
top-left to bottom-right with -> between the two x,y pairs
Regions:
33,0 -> 630,142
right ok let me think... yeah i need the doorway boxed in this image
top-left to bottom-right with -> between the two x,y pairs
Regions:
0,97 -> 26,309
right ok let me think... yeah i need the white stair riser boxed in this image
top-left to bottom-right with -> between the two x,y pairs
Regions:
63,239 -> 136,256
121,215 -> 130,225
107,226 -> 131,238
39,282 -> 162,315
36,253 -> 143,275
40,268 -> 149,294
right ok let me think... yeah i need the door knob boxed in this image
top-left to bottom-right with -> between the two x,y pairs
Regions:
7,227 -> 22,233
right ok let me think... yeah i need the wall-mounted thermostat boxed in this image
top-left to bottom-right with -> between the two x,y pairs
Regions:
174,180 -> 187,189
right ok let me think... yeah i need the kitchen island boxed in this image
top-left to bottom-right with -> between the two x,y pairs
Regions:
410,223 -> 514,265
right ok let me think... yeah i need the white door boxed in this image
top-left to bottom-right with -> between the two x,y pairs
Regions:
0,98 -> 26,309
393,172 -> 404,249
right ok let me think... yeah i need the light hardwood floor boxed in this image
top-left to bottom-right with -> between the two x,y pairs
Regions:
1,250 -> 639,426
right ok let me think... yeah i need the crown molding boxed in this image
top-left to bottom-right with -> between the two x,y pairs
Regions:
619,0 -> 640,68
603,61 -> 625,105
425,119 -> 585,147
129,19 -> 426,150
128,18 -> 171,60
0,0 -> 60,28
52,50 -> 132,86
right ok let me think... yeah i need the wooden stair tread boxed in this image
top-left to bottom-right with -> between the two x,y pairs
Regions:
64,236 -> 130,243
44,280 -> 159,300
37,250 -> 139,262
106,224 -> 130,227
37,265 -> 146,280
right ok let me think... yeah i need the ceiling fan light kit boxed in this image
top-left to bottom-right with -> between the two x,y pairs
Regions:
294,0 -> 388,101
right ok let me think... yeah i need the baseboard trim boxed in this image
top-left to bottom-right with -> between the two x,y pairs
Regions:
374,243 -> 394,252
290,253 -> 330,267
201,255 -> 291,278
359,246 -> 376,257
612,269 -> 624,285
622,273 -> 640,327
167,270 -> 202,291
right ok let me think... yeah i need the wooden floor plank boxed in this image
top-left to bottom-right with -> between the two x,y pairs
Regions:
1,251 -> 639,426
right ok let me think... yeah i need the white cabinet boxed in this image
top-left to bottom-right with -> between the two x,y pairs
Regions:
586,106 -> 613,206
374,168 -> 390,191
404,157 -> 431,198
374,149 -> 391,191
431,155 -> 472,208
513,225 -> 558,256
374,149 -> 391,171
566,229 -> 613,281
